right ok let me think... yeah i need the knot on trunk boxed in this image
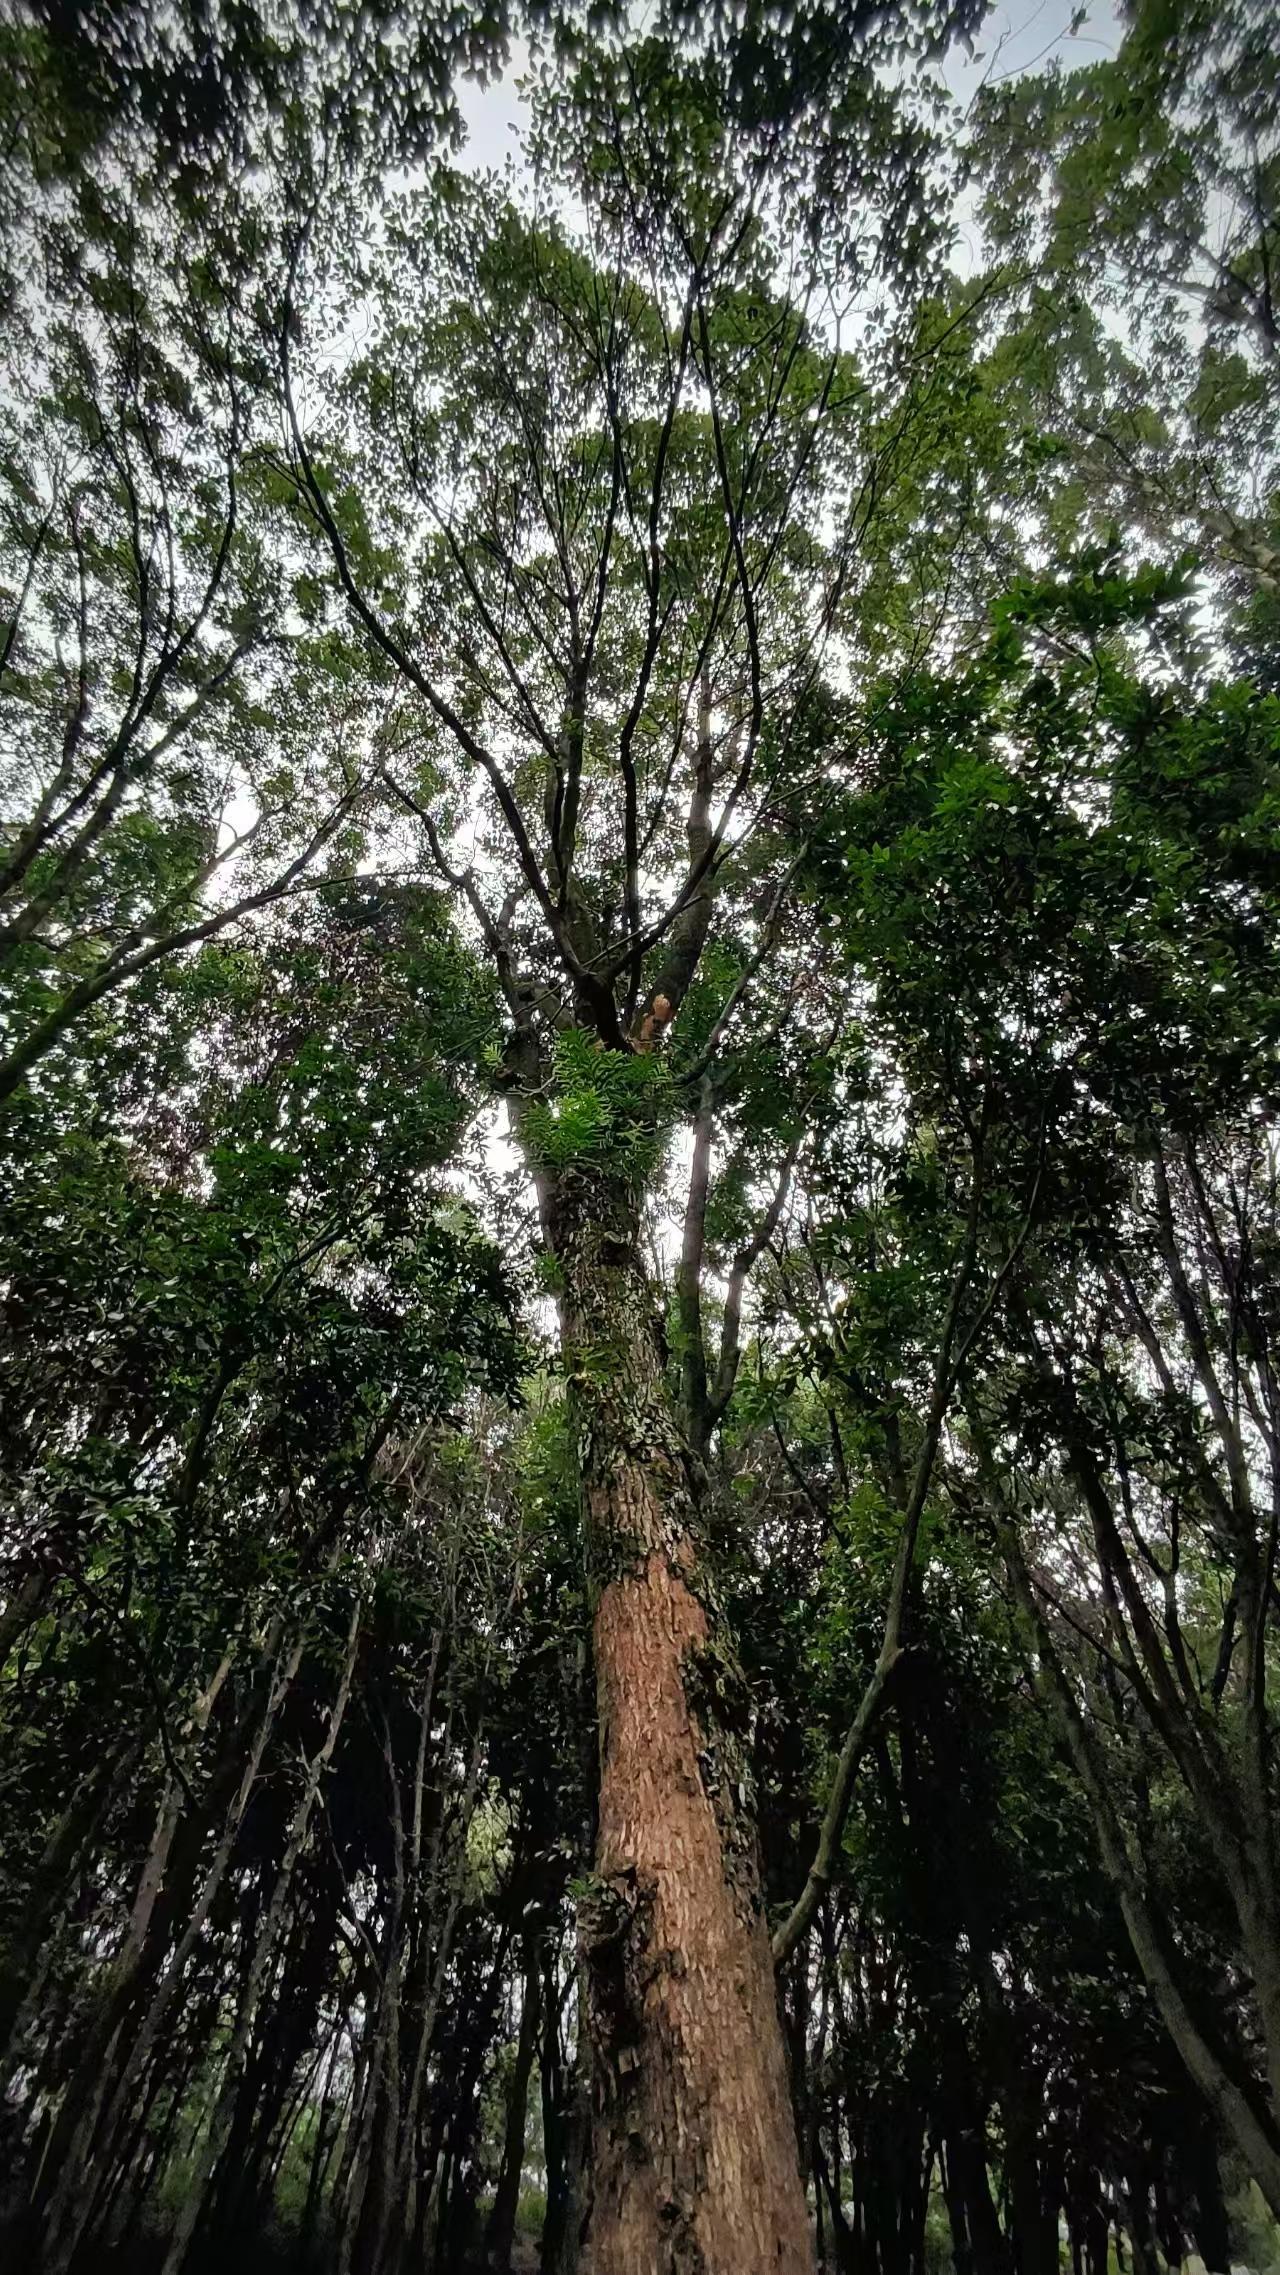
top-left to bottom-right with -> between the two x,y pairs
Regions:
579,1867 -> 659,2134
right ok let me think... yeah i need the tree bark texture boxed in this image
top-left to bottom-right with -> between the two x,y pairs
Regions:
546,1164 -> 814,2275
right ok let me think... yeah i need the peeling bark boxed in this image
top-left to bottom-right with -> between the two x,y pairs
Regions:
547,1161 -> 814,2275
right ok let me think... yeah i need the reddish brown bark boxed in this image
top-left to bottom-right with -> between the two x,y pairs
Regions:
584,1546 -> 815,2272
549,1162 -> 814,2275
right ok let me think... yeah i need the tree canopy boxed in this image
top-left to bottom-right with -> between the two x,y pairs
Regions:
2,1 -> 1279,2271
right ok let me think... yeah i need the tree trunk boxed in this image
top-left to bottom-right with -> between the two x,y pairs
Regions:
1185,2128 -> 1231,2274
1001,2110 -> 1054,2275
30,1624 -> 307,2266
971,1960 -> 1053,2275
487,1936 -> 541,2270
545,1162 -> 814,2275
541,1954 -> 590,2275
1001,1524 -> 1280,2219
157,1600 -> 362,2275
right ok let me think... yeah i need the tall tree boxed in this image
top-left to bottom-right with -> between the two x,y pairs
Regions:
279,13 -> 989,2261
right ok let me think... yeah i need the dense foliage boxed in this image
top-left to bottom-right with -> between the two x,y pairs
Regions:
2,0 -> 1278,2269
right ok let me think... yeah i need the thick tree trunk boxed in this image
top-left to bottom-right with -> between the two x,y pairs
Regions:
546,1163 -> 814,2275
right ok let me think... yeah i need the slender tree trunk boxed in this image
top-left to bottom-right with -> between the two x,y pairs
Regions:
298,2017 -> 347,2268
950,2129 -> 1006,2275
814,2141 -> 856,2274
1185,2127 -> 1231,2273
1120,2180 -> 1159,2275
0,1730 -> 138,2080
487,1936 -> 541,2270
380,1729 -> 489,2271
970,1955 -> 1053,2275
158,1600 -> 362,2275
542,1956 -> 590,2275
545,1162 -> 813,2275
340,1701 -> 414,2275
1001,1528 -> 1280,2218
999,2097 -> 1053,2275
32,1626 -> 306,2264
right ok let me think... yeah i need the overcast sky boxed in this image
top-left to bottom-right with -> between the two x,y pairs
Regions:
453,0 -> 1124,181
444,0 -> 1127,1210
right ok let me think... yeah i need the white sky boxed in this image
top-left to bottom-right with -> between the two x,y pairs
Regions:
453,2 -> 1124,187
445,1 -> 1127,1240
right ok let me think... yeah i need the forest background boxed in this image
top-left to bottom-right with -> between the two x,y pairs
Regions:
1,1 -> 1279,2272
